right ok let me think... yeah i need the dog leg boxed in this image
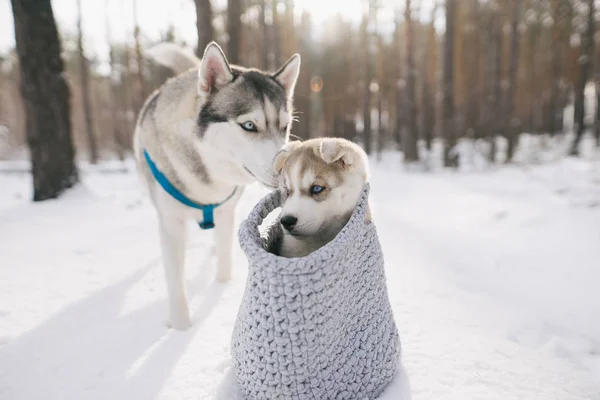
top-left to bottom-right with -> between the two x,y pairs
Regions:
214,207 -> 234,282
159,216 -> 191,330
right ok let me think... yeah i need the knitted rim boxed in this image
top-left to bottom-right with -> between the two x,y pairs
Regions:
238,183 -> 371,275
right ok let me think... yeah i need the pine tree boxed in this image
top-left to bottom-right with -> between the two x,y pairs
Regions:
443,0 -> 457,167
194,0 -> 214,57
77,0 -> 98,164
403,0 -> 420,162
11,0 -> 79,200
228,0 -> 242,64
505,0 -> 523,162
571,0 -> 595,155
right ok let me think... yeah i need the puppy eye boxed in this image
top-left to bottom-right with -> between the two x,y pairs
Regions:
310,185 -> 325,195
240,121 -> 258,132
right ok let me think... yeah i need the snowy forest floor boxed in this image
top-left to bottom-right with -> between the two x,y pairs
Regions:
0,149 -> 599,399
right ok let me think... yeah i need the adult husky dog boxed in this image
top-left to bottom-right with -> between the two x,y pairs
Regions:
134,42 -> 300,330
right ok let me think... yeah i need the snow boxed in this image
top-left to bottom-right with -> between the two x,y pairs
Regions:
1,154 -> 600,399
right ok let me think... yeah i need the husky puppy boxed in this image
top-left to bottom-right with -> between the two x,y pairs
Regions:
272,138 -> 370,258
134,42 -> 300,330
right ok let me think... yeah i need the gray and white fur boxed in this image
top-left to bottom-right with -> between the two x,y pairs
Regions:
134,42 -> 300,330
272,138 -> 371,258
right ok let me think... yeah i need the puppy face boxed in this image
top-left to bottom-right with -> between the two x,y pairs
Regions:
273,138 -> 368,237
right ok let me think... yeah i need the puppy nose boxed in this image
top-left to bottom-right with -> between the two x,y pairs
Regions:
280,215 -> 298,230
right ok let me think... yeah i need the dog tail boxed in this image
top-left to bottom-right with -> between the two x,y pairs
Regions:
145,43 -> 201,75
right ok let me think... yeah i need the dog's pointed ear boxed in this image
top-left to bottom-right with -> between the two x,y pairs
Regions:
319,139 -> 355,167
273,141 -> 301,174
273,54 -> 301,99
198,42 -> 233,98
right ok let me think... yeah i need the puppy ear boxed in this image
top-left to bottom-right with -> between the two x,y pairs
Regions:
319,139 -> 355,167
197,42 -> 233,98
273,54 -> 301,99
273,141 -> 301,174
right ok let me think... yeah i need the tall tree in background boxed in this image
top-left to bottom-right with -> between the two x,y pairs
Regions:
11,0 -> 78,200
491,1 -> 504,162
571,0 -> 595,155
504,0 -> 523,163
77,0 -> 98,164
105,0 -> 124,160
393,11 -> 405,149
227,0 -> 242,64
260,0 -> 269,69
421,0 -> 438,152
282,0 -> 296,59
525,2 -> 540,133
271,0 -> 282,67
596,29 -> 600,147
403,0 -> 419,163
463,0 -> 481,137
376,35 -> 386,159
443,0 -> 457,167
132,0 -> 146,114
549,0 -> 563,136
194,0 -> 214,57
362,3 -> 376,155
294,10 -> 313,140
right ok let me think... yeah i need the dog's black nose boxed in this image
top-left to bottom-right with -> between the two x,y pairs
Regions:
280,215 -> 298,231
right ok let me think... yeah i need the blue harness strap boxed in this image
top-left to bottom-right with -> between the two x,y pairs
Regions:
143,149 -> 238,230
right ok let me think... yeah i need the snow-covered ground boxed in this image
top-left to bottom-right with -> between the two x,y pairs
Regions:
1,153 -> 599,399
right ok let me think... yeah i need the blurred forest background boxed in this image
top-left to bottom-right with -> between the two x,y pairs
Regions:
2,0 -> 600,187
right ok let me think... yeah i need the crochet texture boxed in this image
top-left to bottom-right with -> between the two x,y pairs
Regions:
233,184 -> 400,400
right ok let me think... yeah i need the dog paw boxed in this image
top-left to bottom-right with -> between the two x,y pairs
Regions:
216,261 -> 232,283
216,270 -> 232,283
166,311 -> 192,331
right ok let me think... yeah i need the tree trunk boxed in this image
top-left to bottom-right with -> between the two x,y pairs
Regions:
270,0 -> 282,69
363,62 -> 372,155
394,14 -> 404,149
11,0 -> 78,200
443,0 -> 457,167
571,0 -> 595,156
403,0 -> 420,163
132,0 -> 146,113
596,81 -> 600,146
527,20 -> 538,133
505,0 -> 523,163
549,0 -> 562,136
594,0 -> 600,147
105,0 -> 124,161
282,0 -> 295,58
377,90 -> 384,160
464,0 -> 480,137
422,0 -> 438,152
260,0 -> 269,69
194,0 -> 214,57
489,5 -> 504,163
362,4 -> 377,156
227,0 -> 242,64
77,0 -> 98,164
376,36 -> 385,161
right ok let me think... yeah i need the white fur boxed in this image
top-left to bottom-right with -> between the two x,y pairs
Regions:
145,43 -> 200,74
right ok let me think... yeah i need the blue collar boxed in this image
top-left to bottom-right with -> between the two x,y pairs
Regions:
143,149 -> 238,229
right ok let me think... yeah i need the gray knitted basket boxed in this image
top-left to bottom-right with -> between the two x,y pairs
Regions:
232,184 -> 401,400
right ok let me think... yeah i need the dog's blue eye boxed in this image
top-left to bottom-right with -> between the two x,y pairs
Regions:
240,121 -> 257,132
310,185 -> 325,195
